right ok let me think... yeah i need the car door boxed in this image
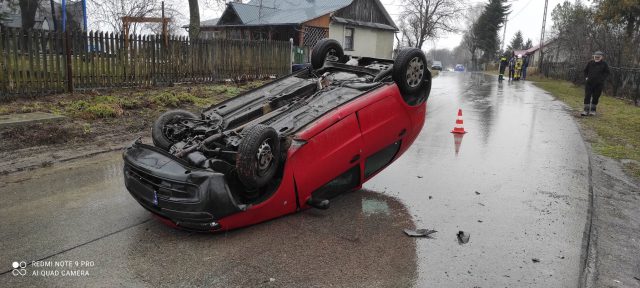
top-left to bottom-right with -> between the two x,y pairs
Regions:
291,113 -> 363,206
357,94 -> 412,179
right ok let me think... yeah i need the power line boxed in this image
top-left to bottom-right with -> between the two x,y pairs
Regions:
509,0 -> 534,20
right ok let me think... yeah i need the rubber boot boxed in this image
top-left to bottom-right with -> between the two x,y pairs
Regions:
580,104 -> 590,116
590,104 -> 597,116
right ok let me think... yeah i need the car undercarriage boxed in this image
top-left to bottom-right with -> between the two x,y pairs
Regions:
153,58 -> 397,192
123,39 -> 431,230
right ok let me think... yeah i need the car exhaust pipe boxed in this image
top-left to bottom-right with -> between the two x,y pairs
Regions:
175,133 -> 224,158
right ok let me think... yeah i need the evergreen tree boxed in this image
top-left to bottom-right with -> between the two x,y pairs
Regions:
524,38 -> 533,49
508,31 -> 524,51
472,0 -> 511,63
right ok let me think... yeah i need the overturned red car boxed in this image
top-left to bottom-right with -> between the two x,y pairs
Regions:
123,39 -> 431,232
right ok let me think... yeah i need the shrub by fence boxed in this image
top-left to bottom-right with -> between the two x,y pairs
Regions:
0,27 -> 292,98
538,61 -> 640,105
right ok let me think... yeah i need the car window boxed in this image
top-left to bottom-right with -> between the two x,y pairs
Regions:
311,165 -> 361,200
364,141 -> 401,179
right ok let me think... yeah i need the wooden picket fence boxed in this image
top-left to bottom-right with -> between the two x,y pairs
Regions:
0,27 -> 292,98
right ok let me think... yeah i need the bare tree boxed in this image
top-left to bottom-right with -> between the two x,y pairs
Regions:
397,0 -> 466,49
88,0 -> 180,34
186,0 -> 228,40
460,3 -> 484,70
1,1 -> 18,23
188,0 -> 200,40
18,0 -> 39,30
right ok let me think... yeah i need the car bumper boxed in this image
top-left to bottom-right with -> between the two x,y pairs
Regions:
122,141 -> 245,231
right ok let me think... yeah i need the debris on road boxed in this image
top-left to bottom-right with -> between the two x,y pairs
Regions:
478,203 -> 485,206
457,231 -> 470,244
475,191 -> 480,195
532,258 -> 540,263
417,175 -> 423,178
477,220 -> 483,223
428,196 -> 433,199
404,228 -> 437,238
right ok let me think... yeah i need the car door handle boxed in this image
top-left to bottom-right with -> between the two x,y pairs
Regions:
350,154 -> 360,164
399,128 -> 407,137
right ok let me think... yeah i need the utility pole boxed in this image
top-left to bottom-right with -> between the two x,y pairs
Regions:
501,19 -> 507,52
538,0 -> 549,70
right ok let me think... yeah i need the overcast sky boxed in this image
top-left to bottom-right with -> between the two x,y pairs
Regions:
171,0 -> 578,51
381,0 -> 578,51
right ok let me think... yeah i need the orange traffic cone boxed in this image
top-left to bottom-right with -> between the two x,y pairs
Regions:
451,109 -> 467,134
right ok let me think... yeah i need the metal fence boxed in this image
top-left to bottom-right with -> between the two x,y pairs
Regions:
539,61 -> 640,105
0,27 -> 292,97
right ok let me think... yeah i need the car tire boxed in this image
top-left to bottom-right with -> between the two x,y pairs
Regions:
393,48 -> 431,95
152,110 -> 198,151
311,39 -> 344,70
236,124 -> 281,189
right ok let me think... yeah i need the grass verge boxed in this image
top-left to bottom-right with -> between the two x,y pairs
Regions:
529,75 -> 640,178
0,81 -> 268,152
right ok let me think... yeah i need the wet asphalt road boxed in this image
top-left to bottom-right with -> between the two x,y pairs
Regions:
0,72 -> 589,287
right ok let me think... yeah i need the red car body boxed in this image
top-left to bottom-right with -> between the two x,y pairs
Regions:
154,84 -> 425,231
123,47 -> 430,232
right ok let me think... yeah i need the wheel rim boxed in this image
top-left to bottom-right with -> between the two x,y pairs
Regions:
256,138 -> 274,175
162,117 -> 188,142
406,57 -> 424,88
325,48 -> 339,62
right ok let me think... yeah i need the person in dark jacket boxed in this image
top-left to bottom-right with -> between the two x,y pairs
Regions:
522,55 -> 529,80
498,55 -> 508,81
508,56 -> 516,81
582,51 -> 610,116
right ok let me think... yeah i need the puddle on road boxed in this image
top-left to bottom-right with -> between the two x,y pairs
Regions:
361,198 -> 390,217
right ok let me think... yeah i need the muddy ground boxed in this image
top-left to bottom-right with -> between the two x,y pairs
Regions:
0,81 -> 265,174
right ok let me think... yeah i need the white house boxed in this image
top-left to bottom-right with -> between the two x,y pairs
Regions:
197,0 -> 398,60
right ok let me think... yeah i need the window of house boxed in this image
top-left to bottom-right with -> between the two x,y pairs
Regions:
344,27 -> 354,50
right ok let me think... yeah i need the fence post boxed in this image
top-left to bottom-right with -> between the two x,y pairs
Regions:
151,35 -> 156,85
64,29 -> 73,93
289,38 -> 293,74
0,27 -> 5,95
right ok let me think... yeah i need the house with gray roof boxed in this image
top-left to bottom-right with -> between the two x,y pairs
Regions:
198,0 -> 397,60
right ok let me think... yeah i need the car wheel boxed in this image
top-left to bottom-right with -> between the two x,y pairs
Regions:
236,124 -> 281,189
152,110 -> 198,151
393,48 -> 431,95
311,39 -> 344,70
